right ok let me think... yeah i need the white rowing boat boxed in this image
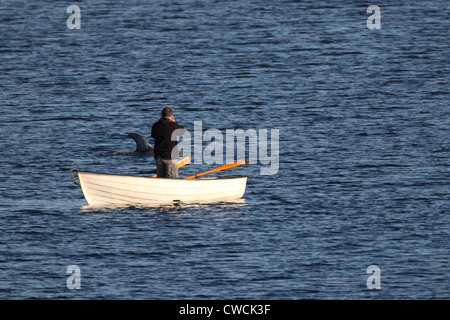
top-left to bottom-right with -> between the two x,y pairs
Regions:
71,169 -> 247,206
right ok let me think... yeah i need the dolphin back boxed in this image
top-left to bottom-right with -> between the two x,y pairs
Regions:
127,133 -> 154,154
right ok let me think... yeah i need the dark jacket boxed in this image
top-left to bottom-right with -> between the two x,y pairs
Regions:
151,118 -> 185,160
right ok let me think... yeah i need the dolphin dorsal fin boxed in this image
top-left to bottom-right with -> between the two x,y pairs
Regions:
127,133 -> 153,153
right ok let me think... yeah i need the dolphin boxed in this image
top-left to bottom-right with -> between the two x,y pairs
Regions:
113,133 -> 154,156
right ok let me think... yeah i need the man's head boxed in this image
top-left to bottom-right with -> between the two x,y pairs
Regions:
162,107 -> 173,118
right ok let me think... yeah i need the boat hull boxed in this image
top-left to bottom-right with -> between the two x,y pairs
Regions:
74,170 -> 247,206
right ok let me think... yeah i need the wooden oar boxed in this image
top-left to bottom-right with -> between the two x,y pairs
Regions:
152,155 -> 191,177
183,159 -> 247,179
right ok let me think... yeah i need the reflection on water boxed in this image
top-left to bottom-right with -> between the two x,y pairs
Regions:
78,198 -> 247,215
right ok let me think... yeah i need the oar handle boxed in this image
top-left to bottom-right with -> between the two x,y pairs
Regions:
184,159 -> 247,179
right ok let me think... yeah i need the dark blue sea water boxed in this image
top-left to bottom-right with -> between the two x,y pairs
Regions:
0,0 -> 448,299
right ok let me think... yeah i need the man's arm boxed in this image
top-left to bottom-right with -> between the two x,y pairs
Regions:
174,122 -> 185,134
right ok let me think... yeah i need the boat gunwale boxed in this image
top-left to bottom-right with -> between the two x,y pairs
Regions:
75,170 -> 248,181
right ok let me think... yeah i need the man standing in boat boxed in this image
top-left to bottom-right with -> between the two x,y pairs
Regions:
151,107 -> 185,178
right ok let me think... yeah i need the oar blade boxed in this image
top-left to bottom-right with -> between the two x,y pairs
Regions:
179,155 -> 191,166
